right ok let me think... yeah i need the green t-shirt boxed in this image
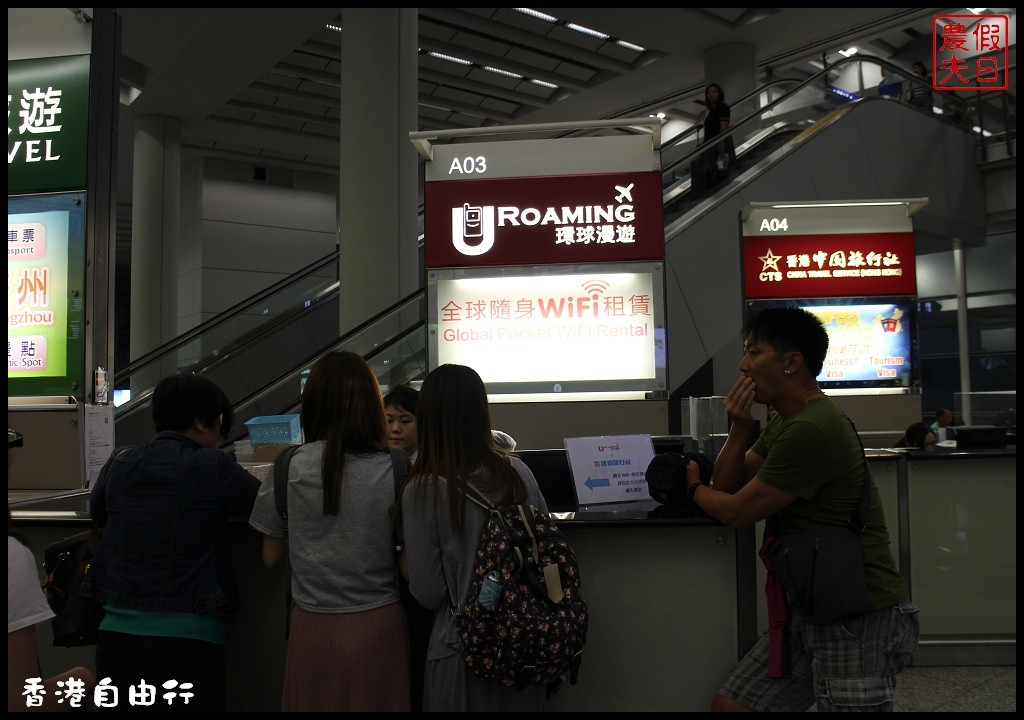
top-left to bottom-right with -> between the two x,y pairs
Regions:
752,396 -> 907,610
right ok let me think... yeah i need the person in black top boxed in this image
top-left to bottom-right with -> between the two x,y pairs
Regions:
695,82 -> 736,193
906,60 -> 934,112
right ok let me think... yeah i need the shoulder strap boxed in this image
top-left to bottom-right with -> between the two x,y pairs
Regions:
389,448 -> 410,500
273,445 -> 300,530
438,476 -> 496,614
272,444 -> 300,641
766,414 -> 871,535
844,416 -> 871,534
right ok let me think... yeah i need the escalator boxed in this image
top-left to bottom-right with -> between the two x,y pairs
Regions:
113,54 -> 980,447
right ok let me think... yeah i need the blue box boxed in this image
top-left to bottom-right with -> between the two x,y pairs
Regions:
245,414 -> 302,447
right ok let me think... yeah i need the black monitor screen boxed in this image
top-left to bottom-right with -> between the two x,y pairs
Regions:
651,435 -> 699,456
953,425 -> 1007,450
516,449 -> 576,512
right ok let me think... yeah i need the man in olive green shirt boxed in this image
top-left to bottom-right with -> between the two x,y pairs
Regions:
686,306 -> 919,712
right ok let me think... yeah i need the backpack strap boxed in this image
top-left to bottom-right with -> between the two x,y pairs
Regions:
273,445 -> 300,531
389,448 -> 411,555
272,444 -> 300,639
389,447 -> 410,499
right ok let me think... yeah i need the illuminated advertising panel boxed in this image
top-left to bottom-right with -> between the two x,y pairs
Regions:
746,296 -> 917,390
8,191 -> 87,396
7,55 -> 91,195
741,202 -> 921,299
420,132 -> 667,401
742,232 -> 916,299
428,262 -> 665,400
425,172 -> 664,268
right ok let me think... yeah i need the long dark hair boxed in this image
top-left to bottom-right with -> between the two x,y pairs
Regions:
300,351 -> 387,515
705,82 -> 725,106
411,364 -> 526,535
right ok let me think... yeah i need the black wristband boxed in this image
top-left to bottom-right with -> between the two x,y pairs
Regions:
687,482 -> 702,503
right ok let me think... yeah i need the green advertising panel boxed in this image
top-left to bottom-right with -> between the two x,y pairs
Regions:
8,191 -> 87,397
8,55 -> 91,194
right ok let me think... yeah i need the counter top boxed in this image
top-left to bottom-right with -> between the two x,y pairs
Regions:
8,487 -> 719,528
9,446 -> 1013,525
554,499 -> 721,527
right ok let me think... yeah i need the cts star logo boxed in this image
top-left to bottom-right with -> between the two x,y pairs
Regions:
759,248 -> 782,273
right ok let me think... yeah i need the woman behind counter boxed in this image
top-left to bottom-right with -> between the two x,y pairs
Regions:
81,375 -> 261,712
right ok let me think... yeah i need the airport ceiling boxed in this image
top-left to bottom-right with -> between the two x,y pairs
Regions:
108,7 -> 983,179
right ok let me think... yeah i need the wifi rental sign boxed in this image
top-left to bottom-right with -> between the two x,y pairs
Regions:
424,171 -> 665,268
435,271 -> 658,387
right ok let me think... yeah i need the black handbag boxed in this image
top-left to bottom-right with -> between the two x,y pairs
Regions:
645,451 -> 713,506
765,416 -> 872,624
42,528 -> 105,647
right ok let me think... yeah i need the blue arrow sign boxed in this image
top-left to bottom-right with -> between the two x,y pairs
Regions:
585,476 -> 610,490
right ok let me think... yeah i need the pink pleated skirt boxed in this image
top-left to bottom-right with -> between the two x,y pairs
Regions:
281,601 -> 411,712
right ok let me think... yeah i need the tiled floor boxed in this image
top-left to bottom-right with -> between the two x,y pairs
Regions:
894,665 -> 1017,712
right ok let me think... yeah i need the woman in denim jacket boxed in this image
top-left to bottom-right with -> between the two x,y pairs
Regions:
82,375 -> 260,712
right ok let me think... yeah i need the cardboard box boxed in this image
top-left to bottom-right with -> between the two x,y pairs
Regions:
253,443 -> 300,462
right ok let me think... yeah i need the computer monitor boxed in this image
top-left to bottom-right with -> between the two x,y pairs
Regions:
651,435 -> 699,456
953,425 -> 1008,450
516,449 -> 576,512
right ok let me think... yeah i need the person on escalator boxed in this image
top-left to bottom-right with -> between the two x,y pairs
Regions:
905,60 -> 934,112
692,83 -> 736,196
704,83 -> 737,185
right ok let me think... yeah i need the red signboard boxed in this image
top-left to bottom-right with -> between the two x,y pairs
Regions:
743,232 -> 917,299
932,14 -> 1009,92
424,172 -> 664,268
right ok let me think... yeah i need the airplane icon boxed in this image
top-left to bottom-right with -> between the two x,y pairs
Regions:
614,183 -> 634,203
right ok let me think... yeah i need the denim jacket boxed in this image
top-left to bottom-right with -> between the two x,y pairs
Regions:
81,432 -> 260,614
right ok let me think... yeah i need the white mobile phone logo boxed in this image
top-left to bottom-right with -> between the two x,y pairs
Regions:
452,203 -> 495,256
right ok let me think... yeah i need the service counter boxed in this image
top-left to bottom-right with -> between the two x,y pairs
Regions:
9,446 -> 1014,711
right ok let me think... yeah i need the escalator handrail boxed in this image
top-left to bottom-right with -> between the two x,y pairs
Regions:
658,52 -> 974,186
114,250 -> 340,385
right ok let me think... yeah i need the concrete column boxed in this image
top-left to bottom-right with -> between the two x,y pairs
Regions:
129,115 -> 181,370
703,44 -> 758,117
337,8 -> 419,339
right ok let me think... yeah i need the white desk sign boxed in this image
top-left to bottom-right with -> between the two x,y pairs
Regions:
564,434 -> 655,506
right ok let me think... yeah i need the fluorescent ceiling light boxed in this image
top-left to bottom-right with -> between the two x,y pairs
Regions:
529,78 -> 558,89
565,22 -> 609,40
838,47 -> 858,57
483,66 -> 523,79
616,39 -> 646,52
325,23 -> 341,33
514,8 -> 557,23
428,51 -> 472,66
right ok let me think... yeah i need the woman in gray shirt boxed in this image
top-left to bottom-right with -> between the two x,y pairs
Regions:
400,363 -> 547,712
249,352 -> 410,711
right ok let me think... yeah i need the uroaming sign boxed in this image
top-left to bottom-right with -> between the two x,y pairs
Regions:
425,172 -> 664,269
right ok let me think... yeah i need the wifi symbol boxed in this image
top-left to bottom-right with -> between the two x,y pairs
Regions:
582,279 -> 610,296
